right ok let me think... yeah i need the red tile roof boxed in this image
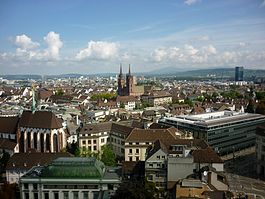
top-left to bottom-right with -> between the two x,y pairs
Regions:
19,111 -> 62,129
0,116 -> 19,134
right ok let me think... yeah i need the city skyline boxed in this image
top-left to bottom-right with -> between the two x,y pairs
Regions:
1,0 -> 265,75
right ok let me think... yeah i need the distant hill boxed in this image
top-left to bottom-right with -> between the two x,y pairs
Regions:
148,67 -> 265,78
0,75 -> 42,80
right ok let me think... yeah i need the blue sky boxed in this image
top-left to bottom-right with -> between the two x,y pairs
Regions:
0,0 -> 265,75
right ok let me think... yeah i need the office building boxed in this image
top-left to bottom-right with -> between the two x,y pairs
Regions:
256,126 -> 265,178
235,66 -> 244,81
159,111 -> 265,154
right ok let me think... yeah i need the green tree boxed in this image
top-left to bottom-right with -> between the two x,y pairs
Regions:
120,102 -> 125,109
256,92 -> 265,101
246,99 -> 255,113
55,88 -> 64,96
184,98 -> 193,107
101,144 -> 116,166
111,180 -> 157,199
0,150 -> 10,170
91,92 -> 117,101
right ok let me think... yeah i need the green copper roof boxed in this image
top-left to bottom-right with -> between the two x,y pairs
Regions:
41,157 -> 105,179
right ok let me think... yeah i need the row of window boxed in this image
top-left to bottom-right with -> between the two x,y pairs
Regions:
24,191 -> 97,199
128,148 -> 139,154
128,142 -> 151,145
81,138 -> 106,145
129,156 -> 139,161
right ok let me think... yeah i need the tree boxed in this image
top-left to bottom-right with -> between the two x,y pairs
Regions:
101,144 -> 116,166
0,150 -> 10,170
184,98 -> 193,107
120,102 -> 125,109
111,180 -> 156,199
66,141 -> 79,155
256,100 -> 265,115
55,88 -> 64,96
246,99 -> 255,113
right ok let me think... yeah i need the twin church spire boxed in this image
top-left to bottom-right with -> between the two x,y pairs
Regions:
119,63 -> 131,76
118,64 -> 133,96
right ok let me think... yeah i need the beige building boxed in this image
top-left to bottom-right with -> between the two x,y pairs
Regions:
78,122 -> 112,153
78,122 -> 134,158
142,91 -> 172,107
124,127 -> 180,161
256,126 -> 265,178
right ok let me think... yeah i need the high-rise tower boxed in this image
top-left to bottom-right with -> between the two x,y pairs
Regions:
235,66 -> 244,81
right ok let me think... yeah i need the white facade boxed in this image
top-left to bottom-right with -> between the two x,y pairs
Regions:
125,142 -> 151,161
79,132 -> 109,153
6,170 -> 27,184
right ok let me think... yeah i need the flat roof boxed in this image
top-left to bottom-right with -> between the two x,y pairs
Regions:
162,111 -> 265,128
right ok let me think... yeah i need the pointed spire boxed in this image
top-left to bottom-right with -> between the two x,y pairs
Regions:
120,63 -> 122,75
32,85 -> 36,113
128,64 -> 131,75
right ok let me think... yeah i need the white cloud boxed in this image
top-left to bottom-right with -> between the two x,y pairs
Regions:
151,48 -> 167,62
184,44 -> 198,55
151,44 -> 217,64
202,45 -> 217,55
239,42 -> 246,47
76,41 -> 119,60
43,31 -> 63,59
184,0 -> 200,6
14,34 -> 39,50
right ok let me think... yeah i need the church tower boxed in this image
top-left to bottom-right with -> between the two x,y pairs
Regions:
117,64 -> 125,96
126,64 -> 134,96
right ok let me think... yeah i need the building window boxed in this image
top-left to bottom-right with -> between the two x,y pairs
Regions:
108,184 -> 114,190
157,155 -> 160,159
149,163 -> 153,167
129,149 -> 133,154
44,192 -> 49,199
101,138 -> 105,143
136,142 -> 139,145
162,156 -> 165,159
63,192 -> 69,199
93,146 -> 97,151
129,157 -> 133,161
136,156 -> 139,161
93,140 -> 97,144
24,193 -> 29,199
54,192 -> 59,199
146,142 -> 149,145
129,142 -> 132,145
136,149 -> 139,154
73,192 -> 79,199
88,140 -> 91,144
34,193 -> 38,199
33,184 -> 38,190
24,183 -> 29,189
83,192 -> 88,199
121,148 -> 124,153
82,140 -> 86,145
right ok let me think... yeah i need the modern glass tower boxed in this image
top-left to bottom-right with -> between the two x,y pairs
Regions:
235,66 -> 244,81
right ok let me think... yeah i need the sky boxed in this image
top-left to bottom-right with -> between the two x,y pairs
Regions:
0,0 -> 265,75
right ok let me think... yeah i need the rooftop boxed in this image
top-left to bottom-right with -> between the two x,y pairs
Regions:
162,111 -> 265,128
